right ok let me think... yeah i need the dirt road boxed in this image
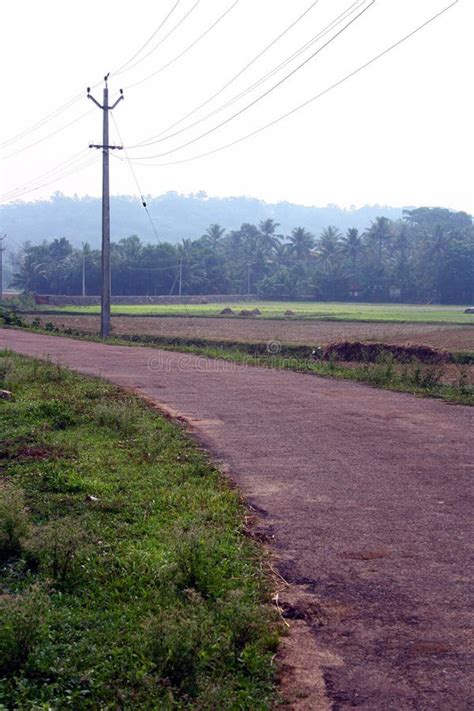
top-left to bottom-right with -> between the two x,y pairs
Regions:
2,329 -> 473,710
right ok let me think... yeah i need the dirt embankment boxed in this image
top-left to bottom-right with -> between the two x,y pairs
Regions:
22,314 -> 474,352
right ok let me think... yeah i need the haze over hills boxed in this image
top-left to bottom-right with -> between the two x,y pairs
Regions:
0,192 -> 408,249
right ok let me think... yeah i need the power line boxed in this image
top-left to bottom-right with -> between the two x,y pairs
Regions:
126,0 -> 375,160
130,0 -> 364,150
124,0 -> 240,90
1,110 -> 92,160
130,0 -> 323,147
0,149 -> 89,197
112,0 -> 182,76
0,92 -> 84,150
0,2 -> 185,150
0,154 -> 99,203
110,113 -> 162,244
115,1 -> 200,79
126,0 -> 459,169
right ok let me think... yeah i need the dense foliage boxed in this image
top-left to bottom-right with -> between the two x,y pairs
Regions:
10,207 -> 474,304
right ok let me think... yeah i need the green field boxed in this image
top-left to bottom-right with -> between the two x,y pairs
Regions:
38,301 -> 474,324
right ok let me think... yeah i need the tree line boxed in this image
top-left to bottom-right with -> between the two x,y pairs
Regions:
9,207 -> 474,304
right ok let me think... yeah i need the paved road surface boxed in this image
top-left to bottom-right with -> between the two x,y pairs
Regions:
2,329 -> 473,710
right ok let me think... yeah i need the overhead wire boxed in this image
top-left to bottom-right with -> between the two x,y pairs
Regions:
112,0 -> 182,76
125,0 -> 375,160
110,113 -> 161,244
130,0 -> 323,146
129,0 -> 365,150
125,0 -> 458,168
1,110 -> 93,160
124,0 -> 240,90
0,0 -> 190,150
0,153 -> 99,203
111,114 -> 211,310
114,1 -> 200,79
1,149 -> 89,196
0,92 -> 85,150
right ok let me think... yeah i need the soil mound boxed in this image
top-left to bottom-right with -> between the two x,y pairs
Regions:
323,341 -> 449,364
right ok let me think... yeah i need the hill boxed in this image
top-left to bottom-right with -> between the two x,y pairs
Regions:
0,192 -> 406,248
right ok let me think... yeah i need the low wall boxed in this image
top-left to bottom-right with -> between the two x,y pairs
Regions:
35,294 -> 257,306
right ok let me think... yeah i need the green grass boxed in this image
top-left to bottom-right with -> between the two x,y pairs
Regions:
35,301 -> 474,324
0,352 -> 279,709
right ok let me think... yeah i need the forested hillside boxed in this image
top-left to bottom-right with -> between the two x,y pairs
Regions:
0,192 -> 405,248
9,207 -> 473,305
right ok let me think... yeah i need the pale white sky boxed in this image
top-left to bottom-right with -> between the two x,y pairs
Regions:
0,0 -> 472,211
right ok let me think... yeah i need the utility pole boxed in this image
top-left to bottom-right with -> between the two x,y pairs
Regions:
178,255 -> 183,297
87,76 -> 123,338
0,234 -> 5,300
82,243 -> 86,297
247,262 -> 251,295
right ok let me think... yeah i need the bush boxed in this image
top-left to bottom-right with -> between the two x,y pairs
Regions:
25,518 -> 89,588
0,483 -> 30,559
402,361 -> 445,389
0,584 -> 49,675
93,400 -> 137,435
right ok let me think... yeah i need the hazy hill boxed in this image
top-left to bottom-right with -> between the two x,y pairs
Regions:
0,192 -> 407,249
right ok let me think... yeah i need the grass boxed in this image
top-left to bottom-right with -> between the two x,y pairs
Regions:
34,300 -> 474,324
0,352 -> 279,709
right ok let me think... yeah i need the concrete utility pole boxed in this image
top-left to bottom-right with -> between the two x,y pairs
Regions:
82,244 -> 86,297
178,255 -> 183,297
87,76 -> 123,338
0,234 -> 6,300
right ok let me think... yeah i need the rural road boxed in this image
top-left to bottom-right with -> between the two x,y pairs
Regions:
2,329 -> 473,710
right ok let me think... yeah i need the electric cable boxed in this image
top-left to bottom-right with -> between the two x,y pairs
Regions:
124,0 -> 240,90
1,110 -> 93,160
126,1 -> 458,168
129,0 -> 364,150
126,0 -> 375,160
130,0 -> 323,146
0,154 -> 99,203
112,0 -> 182,76
110,113 -> 161,244
115,1 -> 200,79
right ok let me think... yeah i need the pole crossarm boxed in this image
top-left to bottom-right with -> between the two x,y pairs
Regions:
89,144 -> 123,150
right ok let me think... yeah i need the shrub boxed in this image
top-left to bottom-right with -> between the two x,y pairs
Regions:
25,518 -> 89,588
0,584 -> 49,675
0,483 -> 30,559
402,360 -> 445,389
93,401 -> 137,435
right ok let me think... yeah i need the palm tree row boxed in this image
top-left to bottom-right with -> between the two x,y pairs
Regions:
9,208 -> 474,304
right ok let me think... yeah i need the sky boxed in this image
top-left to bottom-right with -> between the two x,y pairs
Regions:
0,0 -> 473,212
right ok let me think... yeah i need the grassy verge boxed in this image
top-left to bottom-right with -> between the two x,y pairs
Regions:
0,352 -> 279,709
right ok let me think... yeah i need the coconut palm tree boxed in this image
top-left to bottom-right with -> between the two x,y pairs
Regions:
365,216 -> 392,264
288,227 -> 315,260
258,219 -> 282,252
317,226 -> 342,266
341,227 -> 363,269
201,224 -> 226,250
